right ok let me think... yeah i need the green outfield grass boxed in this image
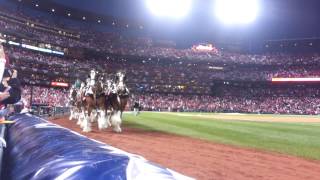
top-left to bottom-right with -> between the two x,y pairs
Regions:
123,112 -> 320,160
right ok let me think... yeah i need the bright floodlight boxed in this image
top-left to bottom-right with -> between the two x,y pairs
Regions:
215,0 -> 259,24
146,0 -> 192,18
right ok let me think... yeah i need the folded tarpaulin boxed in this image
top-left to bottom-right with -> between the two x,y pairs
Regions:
3,114 -> 193,180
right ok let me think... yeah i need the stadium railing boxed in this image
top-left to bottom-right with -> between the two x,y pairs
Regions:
30,105 -> 69,118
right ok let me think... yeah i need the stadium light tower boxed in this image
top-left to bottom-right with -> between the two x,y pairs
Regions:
215,0 -> 260,24
146,0 -> 192,18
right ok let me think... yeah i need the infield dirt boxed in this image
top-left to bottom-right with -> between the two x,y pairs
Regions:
51,117 -> 320,180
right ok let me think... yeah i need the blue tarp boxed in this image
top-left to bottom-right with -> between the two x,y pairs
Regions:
2,114 -> 193,180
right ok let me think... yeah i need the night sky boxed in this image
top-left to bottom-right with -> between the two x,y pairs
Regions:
9,0 -> 320,45
48,0 -> 320,40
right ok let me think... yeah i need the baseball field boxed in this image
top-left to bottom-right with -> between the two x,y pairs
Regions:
53,112 -> 320,180
124,112 -> 320,160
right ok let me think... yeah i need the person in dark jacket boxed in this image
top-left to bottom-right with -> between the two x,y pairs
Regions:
133,100 -> 140,116
0,69 -> 21,106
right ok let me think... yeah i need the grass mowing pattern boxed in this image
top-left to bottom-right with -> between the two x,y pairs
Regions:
123,112 -> 320,160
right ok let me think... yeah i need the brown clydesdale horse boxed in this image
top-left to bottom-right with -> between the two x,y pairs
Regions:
106,71 -> 129,133
82,70 -> 108,132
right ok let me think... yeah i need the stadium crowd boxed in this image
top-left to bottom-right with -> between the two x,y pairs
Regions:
22,86 -> 68,107
130,86 -> 320,115
6,45 -> 320,85
1,7 -> 320,115
1,9 -> 320,66
18,84 -> 320,115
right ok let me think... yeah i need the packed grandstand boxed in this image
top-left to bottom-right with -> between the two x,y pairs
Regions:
1,1 -> 320,115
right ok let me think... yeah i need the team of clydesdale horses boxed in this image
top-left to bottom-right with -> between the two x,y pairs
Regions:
69,70 -> 129,133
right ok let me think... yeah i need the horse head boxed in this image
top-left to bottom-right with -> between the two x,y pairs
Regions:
98,73 -> 105,82
91,70 -> 107,96
71,88 -> 77,99
69,86 -> 78,106
116,71 -> 126,84
115,71 -> 128,95
69,86 -> 74,97
90,69 -> 97,80
103,78 -> 115,95
95,78 -> 105,95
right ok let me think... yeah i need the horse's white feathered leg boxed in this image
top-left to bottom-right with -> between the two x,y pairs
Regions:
97,109 -> 105,130
77,113 -> 82,126
69,109 -> 74,120
83,113 -> 92,132
100,109 -> 108,129
106,111 -> 112,128
111,110 -> 122,133
79,111 -> 86,128
90,109 -> 97,123
74,111 -> 79,120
